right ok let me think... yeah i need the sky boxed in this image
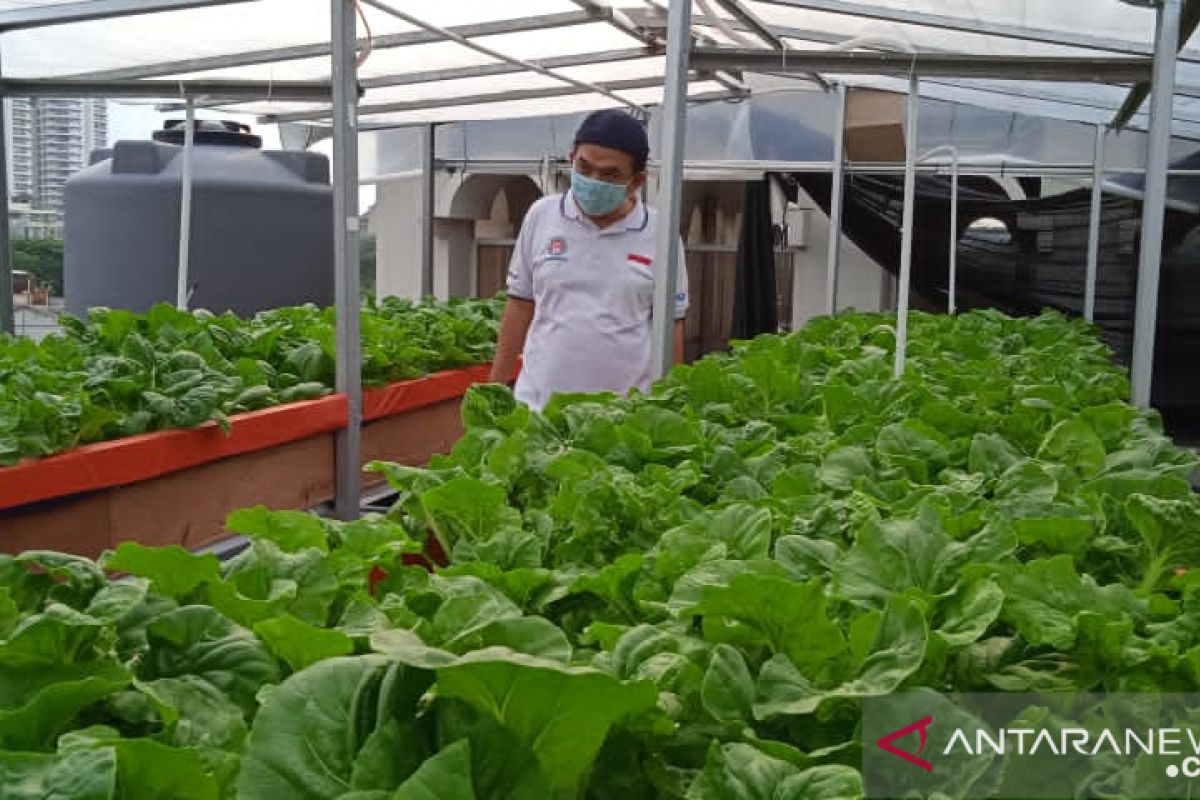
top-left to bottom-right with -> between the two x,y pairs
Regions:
107,102 -> 281,149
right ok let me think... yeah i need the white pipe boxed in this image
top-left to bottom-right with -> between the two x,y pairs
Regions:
1130,0 -> 1180,408
828,34 -> 916,54
650,0 -> 691,378
332,0 -> 363,520
894,72 -> 919,378
1084,124 -> 1105,323
826,82 -> 847,315
949,154 -> 958,314
176,98 -> 195,310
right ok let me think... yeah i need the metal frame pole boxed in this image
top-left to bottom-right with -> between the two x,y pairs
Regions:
0,46 -> 12,335
825,82 -> 846,315
420,123 -> 434,298
332,0 -> 362,519
948,147 -> 958,314
894,72 -> 919,378
176,98 -> 196,309
1085,123 -> 1106,322
1131,0 -> 1180,408
650,0 -> 691,379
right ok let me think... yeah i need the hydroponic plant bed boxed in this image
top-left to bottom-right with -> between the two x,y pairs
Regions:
0,297 -> 503,556
0,296 -> 501,467
0,363 -> 493,557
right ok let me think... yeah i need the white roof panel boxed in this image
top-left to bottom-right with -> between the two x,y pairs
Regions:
163,21 -> 643,83
0,0 -> 1194,153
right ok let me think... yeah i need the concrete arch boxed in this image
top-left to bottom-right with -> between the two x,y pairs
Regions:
448,174 -> 542,228
443,173 -> 544,298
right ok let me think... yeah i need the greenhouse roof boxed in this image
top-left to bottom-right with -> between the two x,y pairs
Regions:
0,0 -> 1195,141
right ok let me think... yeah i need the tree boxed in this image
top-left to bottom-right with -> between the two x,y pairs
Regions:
12,239 -> 64,295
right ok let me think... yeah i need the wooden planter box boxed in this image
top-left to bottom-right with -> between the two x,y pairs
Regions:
0,364 -> 493,558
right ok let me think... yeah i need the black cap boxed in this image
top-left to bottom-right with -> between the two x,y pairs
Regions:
573,109 -> 649,172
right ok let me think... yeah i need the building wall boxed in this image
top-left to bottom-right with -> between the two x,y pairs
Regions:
373,174 -> 426,300
789,186 -> 895,327
9,203 -> 64,239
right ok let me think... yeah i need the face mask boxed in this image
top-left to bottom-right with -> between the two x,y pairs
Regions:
570,169 -> 630,217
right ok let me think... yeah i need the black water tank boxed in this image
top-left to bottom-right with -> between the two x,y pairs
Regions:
65,120 -> 334,317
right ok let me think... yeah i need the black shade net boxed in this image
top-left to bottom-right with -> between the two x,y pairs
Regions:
788,170 -> 1200,441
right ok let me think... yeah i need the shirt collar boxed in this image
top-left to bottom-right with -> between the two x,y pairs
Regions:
559,190 -> 649,235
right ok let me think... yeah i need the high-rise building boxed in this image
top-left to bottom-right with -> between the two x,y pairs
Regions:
9,98 -> 34,203
5,97 -> 107,215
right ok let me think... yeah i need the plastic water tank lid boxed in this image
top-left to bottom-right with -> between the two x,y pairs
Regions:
152,119 -> 262,149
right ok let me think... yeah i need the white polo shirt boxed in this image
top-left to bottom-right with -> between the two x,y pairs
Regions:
507,190 -> 690,411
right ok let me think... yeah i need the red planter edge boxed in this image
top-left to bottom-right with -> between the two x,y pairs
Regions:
0,362 -> 498,511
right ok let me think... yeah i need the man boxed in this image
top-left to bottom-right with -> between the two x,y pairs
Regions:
488,109 -> 689,411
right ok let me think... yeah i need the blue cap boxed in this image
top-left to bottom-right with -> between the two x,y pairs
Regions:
573,109 -> 649,171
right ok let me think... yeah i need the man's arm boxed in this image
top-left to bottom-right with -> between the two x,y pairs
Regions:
673,319 -> 685,365
490,296 -> 535,383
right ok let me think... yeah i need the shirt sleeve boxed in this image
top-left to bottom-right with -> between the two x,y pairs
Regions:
506,208 -> 536,301
673,237 -> 690,320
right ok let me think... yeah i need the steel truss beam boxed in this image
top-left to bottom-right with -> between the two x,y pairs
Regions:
358,0 -> 646,112
681,16 -> 1200,125
754,0 -> 1200,65
1112,0 -> 1200,127
913,77 -> 1200,128
349,89 -> 740,131
710,0 -> 827,89
627,5 -> 823,89
691,47 -> 1155,82
360,46 -> 659,90
60,9 -> 604,82
263,75 -> 684,124
638,5 -> 1200,102
0,77 -> 332,100
0,0 -> 251,31
713,0 -> 784,48
702,12 -> 1200,100
160,47 -> 660,114
568,0 -> 657,44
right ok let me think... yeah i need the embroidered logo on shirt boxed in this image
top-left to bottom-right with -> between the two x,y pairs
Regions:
546,237 -> 568,260
627,253 -> 652,266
